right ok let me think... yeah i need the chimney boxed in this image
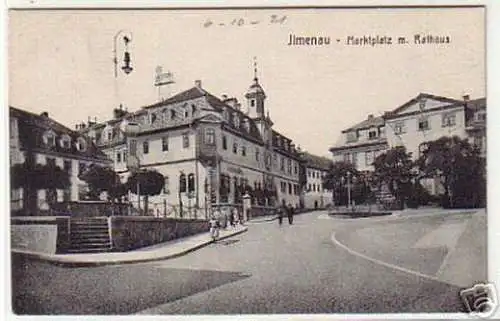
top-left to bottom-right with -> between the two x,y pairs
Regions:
463,94 -> 470,101
221,94 -> 228,101
40,111 -> 49,117
113,104 -> 128,119
195,80 -> 202,88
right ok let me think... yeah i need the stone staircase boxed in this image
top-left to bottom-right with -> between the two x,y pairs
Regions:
67,217 -> 112,253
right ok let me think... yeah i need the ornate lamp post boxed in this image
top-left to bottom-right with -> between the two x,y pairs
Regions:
113,30 -> 134,78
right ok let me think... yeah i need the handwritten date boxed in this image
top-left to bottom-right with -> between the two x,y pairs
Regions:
203,15 -> 287,28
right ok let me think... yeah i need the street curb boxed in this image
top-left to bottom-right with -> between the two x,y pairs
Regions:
12,227 -> 248,267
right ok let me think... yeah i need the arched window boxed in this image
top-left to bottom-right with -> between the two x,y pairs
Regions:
59,134 -> 71,149
42,130 -> 56,147
75,137 -> 87,152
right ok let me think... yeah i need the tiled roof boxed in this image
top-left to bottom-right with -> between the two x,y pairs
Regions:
341,115 -> 384,133
143,87 -> 206,109
10,106 -> 110,162
301,152 -> 332,170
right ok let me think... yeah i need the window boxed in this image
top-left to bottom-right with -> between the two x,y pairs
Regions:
242,145 -> 247,156
222,135 -> 227,150
250,99 -> 255,107
442,113 -> 456,127
287,159 -> 292,174
143,140 -> 149,154
476,111 -> 486,122
473,136 -> 483,150
162,136 -> 169,151
60,135 -> 71,149
192,104 -> 197,114
205,128 -> 216,145
233,141 -> 238,154
170,109 -> 177,120
44,131 -> 56,147
151,113 -> 157,123
365,151 -> 374,166
233,114 -> 240,128
123,150 -> 128,163
418,118 -> 430,131
294,163 -> 298,175
255,148 -> 260,161
344,153 -> 351,163
368,130 -> 377,140
394,121 -> 406,135
352,152 -> 358,167
117,151 -> 122,163
184,110 -> 189,118
183,133 -> 190,148
107,131 -> 113,141
280,157 -> 285,171
76,137 -> 87,152
288,183 -> 292,194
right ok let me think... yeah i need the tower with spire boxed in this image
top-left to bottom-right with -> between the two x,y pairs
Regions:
245,57 -> 273,142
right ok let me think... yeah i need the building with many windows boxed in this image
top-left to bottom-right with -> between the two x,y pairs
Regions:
79,76 -> 302,216
329,92 -> 487,195
299,152 -> 333,209
10,107 -> 111,214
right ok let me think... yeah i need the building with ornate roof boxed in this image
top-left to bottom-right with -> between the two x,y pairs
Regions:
299,151 -> 333,209
10,107 -> 111,213
79,76 -> 302,216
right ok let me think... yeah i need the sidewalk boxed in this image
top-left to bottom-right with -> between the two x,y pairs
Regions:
12,225 -> 247,267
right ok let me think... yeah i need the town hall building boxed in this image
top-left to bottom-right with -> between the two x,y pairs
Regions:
79,75 -> 302,217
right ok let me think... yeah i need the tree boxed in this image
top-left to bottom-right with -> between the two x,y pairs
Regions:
416,135 -> 485,208
126,169 -> 165,215
78,164 -> 128,203
322,161 -> 359,207
372,146 -> 415,210
11,155 -> 70,215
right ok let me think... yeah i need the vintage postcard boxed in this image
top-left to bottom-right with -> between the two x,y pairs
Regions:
6,2 -> 494,319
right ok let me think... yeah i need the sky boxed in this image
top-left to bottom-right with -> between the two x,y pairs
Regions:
8,7 -> 485,157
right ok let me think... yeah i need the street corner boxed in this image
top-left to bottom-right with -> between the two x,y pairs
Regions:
331,212 -> 486,288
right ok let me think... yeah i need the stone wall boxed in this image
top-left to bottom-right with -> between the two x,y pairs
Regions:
110,216 -> 209,251
11,217 -> 71,254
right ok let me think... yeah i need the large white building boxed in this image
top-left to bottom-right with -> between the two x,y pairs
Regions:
10,107 -> 111,215
300,152 -> 333,209
329,93 -> 487,195
79,76 -> 302,217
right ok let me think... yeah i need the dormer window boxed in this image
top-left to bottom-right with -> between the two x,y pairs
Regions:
233,113 -> 240,128
346,131 -> 358,143
250,99 -> 256,107
170,109 -> 177,120
43,130 -> 56,147
223,108 -> 229,120
191,104 -> 197,115
59,134 -> 72,149
243,119 -> 250,132
75,137 -> 87,152
368,128 -> 378,140
150,113 -> 157,123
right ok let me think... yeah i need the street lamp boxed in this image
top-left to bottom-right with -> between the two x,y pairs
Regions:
113,30 -> 134,78
346,171 -> 352,210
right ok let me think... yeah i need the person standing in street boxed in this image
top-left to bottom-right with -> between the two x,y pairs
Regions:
287,203 -> 294,225
277,206 -> 284,226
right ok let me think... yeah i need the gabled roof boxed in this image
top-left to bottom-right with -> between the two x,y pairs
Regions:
143,86 -> 206,109
341,115 -> 384,133
385,93 -> 463,118
10,106 -> 110,162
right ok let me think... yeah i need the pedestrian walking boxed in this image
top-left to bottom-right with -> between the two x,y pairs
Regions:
209,214 -> 220,241
277,206 -> 284,226
287,203 -> 294,225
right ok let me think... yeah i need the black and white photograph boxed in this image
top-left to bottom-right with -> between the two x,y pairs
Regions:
6,2 -> 494,319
